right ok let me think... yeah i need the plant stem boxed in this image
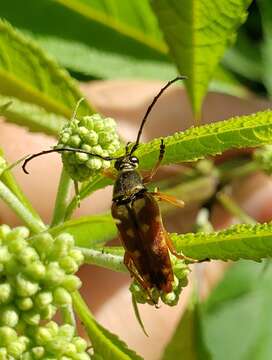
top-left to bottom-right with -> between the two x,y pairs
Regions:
1,168 -> 43,223
0,180 -> 46,233
51,168 -> 72,226
78,247 -> 126,272
60,304 -> 76,328
64,175 -> 113,220
217,191 -> 256,225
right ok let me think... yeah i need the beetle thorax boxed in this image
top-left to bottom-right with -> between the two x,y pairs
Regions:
113,168 -> 146,204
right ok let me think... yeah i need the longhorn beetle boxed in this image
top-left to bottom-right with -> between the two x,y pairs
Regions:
22,76 -> 194,304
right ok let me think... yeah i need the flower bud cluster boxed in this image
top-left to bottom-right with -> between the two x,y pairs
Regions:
254,145 -> 272,175
130,256 -> 190,306
0,225 -> 85,358
0,321 -> 90,359
57,114 -> 120,181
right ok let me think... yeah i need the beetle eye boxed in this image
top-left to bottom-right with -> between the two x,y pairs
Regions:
130,156 -> 139,165
114,159 -> 121,170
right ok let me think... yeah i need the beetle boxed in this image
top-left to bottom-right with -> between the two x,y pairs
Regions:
22,76 -> 193,304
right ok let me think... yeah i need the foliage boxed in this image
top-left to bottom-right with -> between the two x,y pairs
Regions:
0,2 -> 271,359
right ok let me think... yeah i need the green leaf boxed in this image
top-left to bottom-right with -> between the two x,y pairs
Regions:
173,223 -> 272,261
259,0 -> 272,96
136,109 -> 272,169
162,295 -> 211,360
50,214 -> 117,247
72,291 -> 143,360
91,222 -> 272,264
202,261 -> 272,360
0,19 -> 93,118
0,0 -> 174,80
151,0 -> 252,116
55,0 -> 167,53
0,95 -> 66,136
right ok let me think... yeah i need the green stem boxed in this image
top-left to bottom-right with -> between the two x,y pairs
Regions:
60,304 -> 76,328
217,191 -> 256,225
78,247 -> 125,272
64,175 -> 113,220
51,168 -> 72,226
0,180 -> 46,233
1,169 -> 43,223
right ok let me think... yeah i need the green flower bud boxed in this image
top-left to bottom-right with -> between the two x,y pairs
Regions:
7,226 -> 30,241
46,321 -> 59,336
7,340 -> 26,358
8,238 -> 28,254
46,338 -> 66,355
35,291 -> 53,309
51,233 -> 74,259
72,337 -> 88,352
61,275 -> 82,292
0,225 -> 10,239
53,288 -> 72,306
58,324 -> 74,340
35,327 -> 53,345
44,263 -> 65,287
32,234 -> 54,257
17,246 -> 39,265
31,346 -> 45,359
0,283 -> 13,304
25,262 -> 46,281
0,306 -> 19,327
69,249 -> 84,265
58,113 -> 120,181
40,304 -> 57,320
16,274 -> 39,297
161,291 -> 177,306
22,310 -> 40,326
59,256 -> 78,274
63,342 -> 77,356
16,297 -> 33,311
0,326 -> 17,346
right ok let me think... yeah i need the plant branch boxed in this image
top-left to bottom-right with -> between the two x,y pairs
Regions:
0,180 -> 46,233
217,191 -> 256,225
78,247 -> 125,272
51,168 -> 72,226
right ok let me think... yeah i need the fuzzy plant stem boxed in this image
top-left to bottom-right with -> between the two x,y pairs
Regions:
0,180 -> 46,233
51,168 -> 72,227
78,247 -> 126,272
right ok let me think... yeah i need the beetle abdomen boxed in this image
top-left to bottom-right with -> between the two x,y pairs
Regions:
112,192 -> 174,293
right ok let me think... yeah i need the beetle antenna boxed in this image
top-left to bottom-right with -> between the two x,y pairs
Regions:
22,147 -> 119,174
130,76 -> 186,155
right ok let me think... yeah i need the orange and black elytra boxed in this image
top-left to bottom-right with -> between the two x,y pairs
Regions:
22,76 -> 193,305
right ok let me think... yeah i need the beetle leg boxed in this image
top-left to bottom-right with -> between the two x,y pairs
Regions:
124,252 -> 157,305
164,231 -> 198,263
143,139 -> 165,184
150,191 -> 184,208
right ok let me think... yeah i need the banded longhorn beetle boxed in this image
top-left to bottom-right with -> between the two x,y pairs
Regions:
22,76 -> 195,305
